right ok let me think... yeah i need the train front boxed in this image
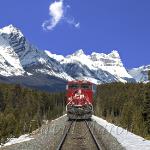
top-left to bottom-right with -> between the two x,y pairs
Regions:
66,80 -> 93,120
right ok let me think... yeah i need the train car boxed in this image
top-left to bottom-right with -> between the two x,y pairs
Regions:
66,80 -> 94,120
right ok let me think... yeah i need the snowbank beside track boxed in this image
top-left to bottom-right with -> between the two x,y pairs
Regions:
92,115 -> 150,150
0,134 -> 33,148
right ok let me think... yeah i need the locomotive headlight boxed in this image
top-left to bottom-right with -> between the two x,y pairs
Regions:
68,97 -> 72,101
80,94 -> 84,99
78,89 -> 81,94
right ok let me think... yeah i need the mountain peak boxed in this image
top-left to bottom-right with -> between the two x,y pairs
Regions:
109,50 -> 120,58
73,49 -> 85,56
0,24 -> 23,37
0,25 -> 134,84
128,65 -> 150,82
7,24 -> 16,28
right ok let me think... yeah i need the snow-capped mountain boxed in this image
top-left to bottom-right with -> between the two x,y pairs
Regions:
0,25 -> 25,76
0,25 -> 73,81
128,65 -> 150,83
45,49 -> 134,84
0,24 -> 135,91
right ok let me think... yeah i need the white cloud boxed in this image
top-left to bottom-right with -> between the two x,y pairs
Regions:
65,17 -> 80,29
75,22 -> 80,28
42,0 -> 80,30
42,0 -> 64,30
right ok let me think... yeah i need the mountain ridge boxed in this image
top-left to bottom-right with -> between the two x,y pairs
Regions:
1,24 -> 148,91
46,49 -> 133,84
128,65 -> 150,83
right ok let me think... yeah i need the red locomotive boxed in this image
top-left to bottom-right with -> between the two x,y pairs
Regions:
66,80 -> 94,119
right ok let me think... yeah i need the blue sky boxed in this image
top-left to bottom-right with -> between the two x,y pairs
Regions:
0,0 -> 150,68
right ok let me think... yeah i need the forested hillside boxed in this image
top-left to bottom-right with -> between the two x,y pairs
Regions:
1,81 -> 150,145
0,83 -> 65,144
95,82 -> 150,139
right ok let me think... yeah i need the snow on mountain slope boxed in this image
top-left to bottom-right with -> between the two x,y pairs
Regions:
0,25 -> 135,84
46,49 -> 133,84
92,115 -> 150,150
45,50 -> 65,62
128,65 -> 150,82
0,26 -> 25,76
0,25 -> 73,81
90,50 -> 130,78
0,25 -> 50,67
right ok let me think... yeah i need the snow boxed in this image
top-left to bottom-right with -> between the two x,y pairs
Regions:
44,49 -> 133,84
0,24 -> 24,37
92,115 -> 150,150
128,65 -> 150,82
100,66 -> 131,78
76,76 -> 102,84
35,68 -> 73,81
38,57 -> 47,64
0,134 -> 33,147
0,39 -> 23,70
0,49 -> 25,76
65,50 -> 132,80
0,25 -> 25,76
0,25 -> 134,83
27,72 -> 33,76
45,50 -> 65,62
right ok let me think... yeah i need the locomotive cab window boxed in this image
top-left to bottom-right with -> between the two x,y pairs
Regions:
68,84 -> 79,89
81,84 -> 91,90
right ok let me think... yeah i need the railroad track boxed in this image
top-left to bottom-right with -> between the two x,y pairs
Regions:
56,121 -> 73,150
85,120 -> 102,150
56,120 -> 103,150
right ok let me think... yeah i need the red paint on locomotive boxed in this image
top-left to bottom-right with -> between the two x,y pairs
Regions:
66,80 -> 94,119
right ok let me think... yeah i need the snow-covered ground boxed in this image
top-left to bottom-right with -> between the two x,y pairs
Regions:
0,134 -> 33,148
92,115 -> 150,150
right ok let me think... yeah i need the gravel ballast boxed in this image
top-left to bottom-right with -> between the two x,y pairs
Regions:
0,115 -> 125,150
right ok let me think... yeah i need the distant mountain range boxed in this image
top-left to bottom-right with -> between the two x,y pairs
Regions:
0,25 -> 149,91
128,65 -> 150,83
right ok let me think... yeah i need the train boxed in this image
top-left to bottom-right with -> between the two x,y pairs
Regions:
66,80 -> 94,120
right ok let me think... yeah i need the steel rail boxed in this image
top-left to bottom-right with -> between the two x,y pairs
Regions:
57,120 -> 102,150
85,120 -> 102,150
56,121 -> 73,150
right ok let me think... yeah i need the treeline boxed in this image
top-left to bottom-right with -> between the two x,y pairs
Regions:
0,84 -> 65,144
94,82 -> 150,139
1,80 -> 150,144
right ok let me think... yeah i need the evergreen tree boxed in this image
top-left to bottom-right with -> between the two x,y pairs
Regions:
143,88 -> 150,135
0,91 -> 5,111
95,82 -> 150,138
0,83 -> 65,143
148,70 -> 150,81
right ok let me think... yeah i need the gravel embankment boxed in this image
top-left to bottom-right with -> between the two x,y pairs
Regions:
1,115 -> 125,150
91,119 -> 125,150
0,115 -> 68,150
